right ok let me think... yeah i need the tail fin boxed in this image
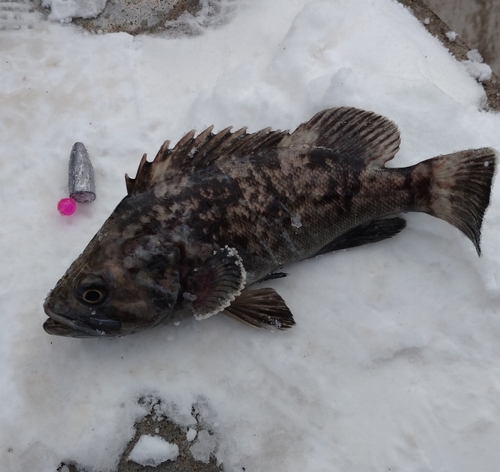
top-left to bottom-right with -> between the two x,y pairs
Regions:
424,148 -> 496,255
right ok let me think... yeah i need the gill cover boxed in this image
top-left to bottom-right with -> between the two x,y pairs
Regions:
123,235 -> 181,313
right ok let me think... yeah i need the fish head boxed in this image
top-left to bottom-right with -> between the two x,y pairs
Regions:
43,226 -> 181,338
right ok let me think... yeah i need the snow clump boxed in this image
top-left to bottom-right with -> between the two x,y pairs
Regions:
128,435 -> 179,467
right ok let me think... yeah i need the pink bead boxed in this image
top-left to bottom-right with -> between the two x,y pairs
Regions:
57,197 -> 77,216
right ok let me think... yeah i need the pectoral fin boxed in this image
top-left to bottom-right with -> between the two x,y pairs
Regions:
185,246 -> 247,320
224,288 -> 295,330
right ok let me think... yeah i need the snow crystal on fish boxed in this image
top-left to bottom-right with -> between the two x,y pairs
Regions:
291,215 -> 302,229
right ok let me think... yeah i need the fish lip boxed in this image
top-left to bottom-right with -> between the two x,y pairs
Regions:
43,317 -> 98,338
43,306 -> 110,337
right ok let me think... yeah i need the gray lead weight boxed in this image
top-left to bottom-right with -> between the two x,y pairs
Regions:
68,142 -> 96,203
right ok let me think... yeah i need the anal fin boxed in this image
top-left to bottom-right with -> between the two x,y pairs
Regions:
224,288 -> 295,330
314,217 -> 406,257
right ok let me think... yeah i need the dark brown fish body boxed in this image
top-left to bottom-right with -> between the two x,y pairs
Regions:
123,152 -> 415,281
43,108 -> 497,337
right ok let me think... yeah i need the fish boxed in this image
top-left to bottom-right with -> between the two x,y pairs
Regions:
43,107 -> 497,337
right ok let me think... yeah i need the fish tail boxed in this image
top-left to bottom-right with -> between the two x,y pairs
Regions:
416,148 -> 497,255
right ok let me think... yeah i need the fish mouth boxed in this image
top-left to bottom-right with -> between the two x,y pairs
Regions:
43,306 -> 122,338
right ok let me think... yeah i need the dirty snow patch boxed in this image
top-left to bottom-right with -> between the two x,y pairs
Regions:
42,0 -> 107,21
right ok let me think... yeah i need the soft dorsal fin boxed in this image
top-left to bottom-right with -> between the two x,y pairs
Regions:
125,126 -> 288,195
278,107 -> 401,167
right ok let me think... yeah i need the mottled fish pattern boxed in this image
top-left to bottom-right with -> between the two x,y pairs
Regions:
43,108 -> 497,337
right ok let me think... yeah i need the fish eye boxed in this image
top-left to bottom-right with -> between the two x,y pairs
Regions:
75,275 -> 109,307
83,289 -> 105,304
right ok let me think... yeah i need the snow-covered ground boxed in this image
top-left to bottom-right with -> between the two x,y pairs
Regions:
2,0 -> 500,471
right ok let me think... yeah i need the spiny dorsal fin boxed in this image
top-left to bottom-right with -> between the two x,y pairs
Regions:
278,107 -> 401,167
125,126 -> 289,195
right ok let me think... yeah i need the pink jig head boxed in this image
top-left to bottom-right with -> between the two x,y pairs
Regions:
57,197 -> 77,216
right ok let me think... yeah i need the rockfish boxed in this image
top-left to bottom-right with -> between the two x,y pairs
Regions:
43,107 -> 496,337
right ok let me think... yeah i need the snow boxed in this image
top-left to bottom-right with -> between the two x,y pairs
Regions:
2,0 -> 500,471
128,435 -> 179,466
445,31 -> 457,41
186,428 -> 197,441
463,49 -> 493,83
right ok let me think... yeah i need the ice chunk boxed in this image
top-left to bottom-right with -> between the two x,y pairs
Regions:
129,435 -> 179,467
189,430 -> 216,463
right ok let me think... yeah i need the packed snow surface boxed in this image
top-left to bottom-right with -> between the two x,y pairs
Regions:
128,435 -> 179,466
2,0 -> 500,471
